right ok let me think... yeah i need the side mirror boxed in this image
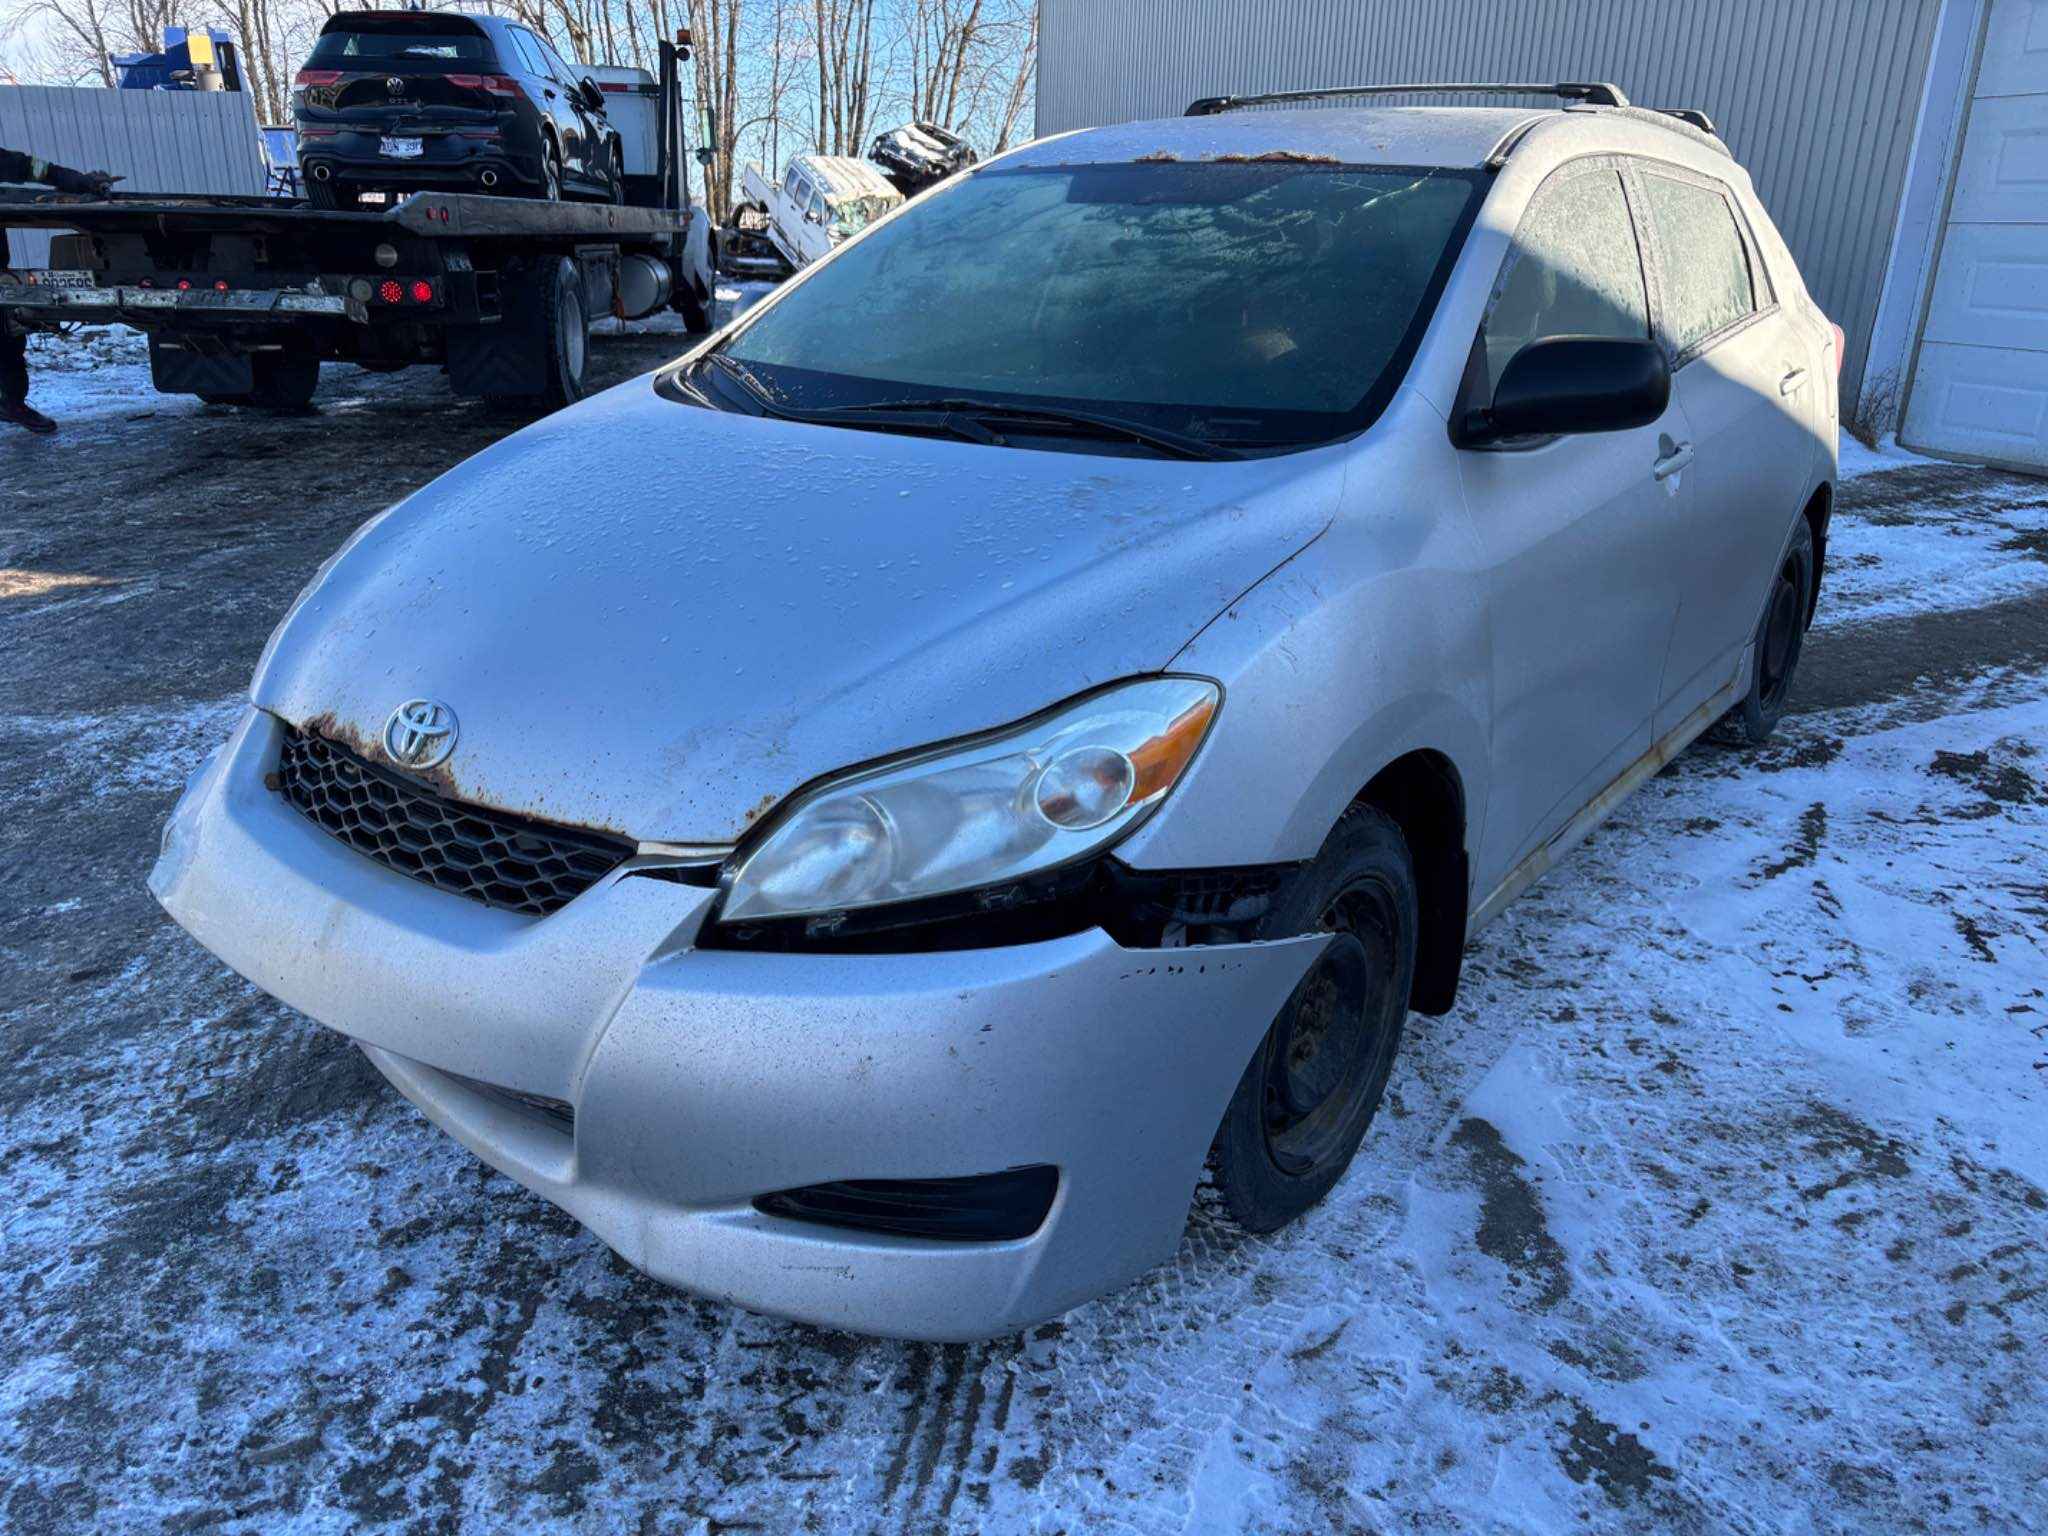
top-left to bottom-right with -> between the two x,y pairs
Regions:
580,77 -> 607,112
1460,335 -> 1669,445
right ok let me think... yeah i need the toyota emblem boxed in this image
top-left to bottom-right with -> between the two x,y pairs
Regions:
384,699 -> 458,770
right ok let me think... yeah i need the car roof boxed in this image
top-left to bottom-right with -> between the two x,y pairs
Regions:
1006,106 -> 1550,171
794,155 -> 902,205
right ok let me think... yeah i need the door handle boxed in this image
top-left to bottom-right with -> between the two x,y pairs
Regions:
1779,367 -> 1808,395
1652,439 -> 1694,481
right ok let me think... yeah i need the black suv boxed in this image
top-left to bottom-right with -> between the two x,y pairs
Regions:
293,10 -> 622,208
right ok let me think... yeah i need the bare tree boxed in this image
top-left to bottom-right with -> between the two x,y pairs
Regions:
685,0 -> 746,219
802,0 -> 876,155
987,3 -> 1033,152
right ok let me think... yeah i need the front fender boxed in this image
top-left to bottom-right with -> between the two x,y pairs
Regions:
1117,490 -> 1491,875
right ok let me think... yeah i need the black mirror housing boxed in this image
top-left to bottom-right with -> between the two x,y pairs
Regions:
1462,335 -> 1670,445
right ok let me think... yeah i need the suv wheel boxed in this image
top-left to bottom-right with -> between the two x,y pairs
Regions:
1206,805 -> 1415,1233
540,141 -> 563,202
1719,517 -> 1816,745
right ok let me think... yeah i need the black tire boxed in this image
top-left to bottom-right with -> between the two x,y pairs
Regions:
1720,517 -> 1816,746
675,273 -> 713,335
198,392 -> 250,407
540,140 -> 563,202
1207,805 -> 1417,1233
246,350 -> 320,412
538,256 -> 588,410
607,141 -> 626,205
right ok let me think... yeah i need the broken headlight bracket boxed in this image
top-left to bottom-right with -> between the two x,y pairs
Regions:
684,855 -> 1305,955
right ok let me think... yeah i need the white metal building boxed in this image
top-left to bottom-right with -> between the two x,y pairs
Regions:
1036,0 -> 2048,474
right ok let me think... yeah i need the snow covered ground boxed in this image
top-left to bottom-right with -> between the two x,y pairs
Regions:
15,280 -> 775,426
1,380 -> 2044,1532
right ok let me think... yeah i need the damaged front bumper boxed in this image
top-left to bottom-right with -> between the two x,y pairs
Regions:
150,708 -> 1326,1340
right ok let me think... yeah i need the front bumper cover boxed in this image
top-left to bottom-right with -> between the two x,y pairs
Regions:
151,709 -> 1327,1340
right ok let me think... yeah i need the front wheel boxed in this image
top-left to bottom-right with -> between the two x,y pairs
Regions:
674,273 -> 713,335
1207,805 -> 1416,1233
1720,517 -> 1816,746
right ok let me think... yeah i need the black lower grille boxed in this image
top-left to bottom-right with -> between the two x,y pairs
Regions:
275,726 -> 633,916
754,1166 -> 1060,1242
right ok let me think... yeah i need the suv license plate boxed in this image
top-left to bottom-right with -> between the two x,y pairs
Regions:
380,137 -> 423,159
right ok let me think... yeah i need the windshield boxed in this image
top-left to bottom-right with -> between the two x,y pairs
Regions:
830,192 -> 898,239
712,159 -> 1483,450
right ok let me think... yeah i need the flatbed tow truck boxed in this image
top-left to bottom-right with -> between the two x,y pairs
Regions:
0,39 -> 712,413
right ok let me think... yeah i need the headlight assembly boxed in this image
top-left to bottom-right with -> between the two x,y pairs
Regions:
719,676 -> 1220,925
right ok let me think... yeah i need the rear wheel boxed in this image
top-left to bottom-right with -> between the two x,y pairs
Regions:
1207,805 -> 1416,1233
1719,517 -> 1816,746
607,141 -> 626,205
540,141 -> 563,202
538,256 -> 588,409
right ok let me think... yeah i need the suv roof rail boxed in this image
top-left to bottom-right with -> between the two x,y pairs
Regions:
1655,107 -> 1717,134
1185,81 -> 1629,116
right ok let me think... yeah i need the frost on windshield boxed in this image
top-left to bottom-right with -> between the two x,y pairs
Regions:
1640,174 -> 1757,354
726,163 -> 1477,424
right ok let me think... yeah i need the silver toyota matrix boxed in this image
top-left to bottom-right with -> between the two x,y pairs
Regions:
154,83 -> 1839,1340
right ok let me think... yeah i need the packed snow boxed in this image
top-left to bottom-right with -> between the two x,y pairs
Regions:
0,380 -> 2043,1532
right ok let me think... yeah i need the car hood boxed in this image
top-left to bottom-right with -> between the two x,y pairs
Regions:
253,377 -> 1340,843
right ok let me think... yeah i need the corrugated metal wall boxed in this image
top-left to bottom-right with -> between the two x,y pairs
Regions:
3,86 -> 270,265
1035,0 -> 1949,400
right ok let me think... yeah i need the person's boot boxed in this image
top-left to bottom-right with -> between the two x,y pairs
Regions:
1,400 -> 57,434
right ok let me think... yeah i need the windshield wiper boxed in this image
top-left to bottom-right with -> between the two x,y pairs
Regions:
812,396 -> 1239,461
700,356 -> 1005,445
698,360 -> 1233,459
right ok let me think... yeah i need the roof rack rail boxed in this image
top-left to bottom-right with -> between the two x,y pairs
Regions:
1655,107 -> 1718,134
1185,81 -> 1630,116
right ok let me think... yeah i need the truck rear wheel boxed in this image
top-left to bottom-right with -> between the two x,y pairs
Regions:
536,256 -> 588,409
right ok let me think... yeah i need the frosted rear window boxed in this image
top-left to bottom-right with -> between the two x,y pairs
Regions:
1640,174 -> 1756,355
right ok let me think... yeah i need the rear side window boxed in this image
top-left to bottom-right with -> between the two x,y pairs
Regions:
1638,174 -> 1757,355
1481,168 -> 1648,393
507,28 -> 549,76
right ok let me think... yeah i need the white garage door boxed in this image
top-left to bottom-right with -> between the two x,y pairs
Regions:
1903,0 -> 2048,470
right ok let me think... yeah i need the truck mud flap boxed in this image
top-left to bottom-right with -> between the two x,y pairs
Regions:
446,268 -> 546,400
149,337 -> 253,398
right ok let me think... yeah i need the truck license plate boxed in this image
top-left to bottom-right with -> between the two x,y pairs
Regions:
380,137 -> 423,159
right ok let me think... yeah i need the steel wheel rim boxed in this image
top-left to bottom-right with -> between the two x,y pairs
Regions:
1759,562 -> 1802,710
1261,878 -> 1403,1177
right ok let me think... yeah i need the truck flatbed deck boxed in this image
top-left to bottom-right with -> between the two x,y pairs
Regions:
0,39 -> 711,412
